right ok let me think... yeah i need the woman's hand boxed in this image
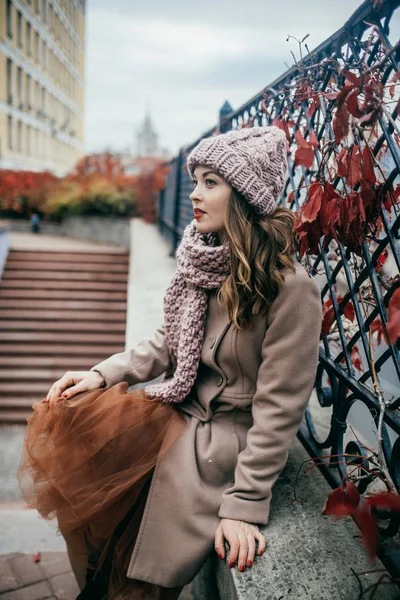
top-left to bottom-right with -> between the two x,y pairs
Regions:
44,370 -> 106,406
214,518 -> 266,571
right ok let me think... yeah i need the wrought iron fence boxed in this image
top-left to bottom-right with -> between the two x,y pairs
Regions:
157,0 -> 400,577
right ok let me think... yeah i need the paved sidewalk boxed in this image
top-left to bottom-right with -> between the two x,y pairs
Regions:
0,552 -> 79,600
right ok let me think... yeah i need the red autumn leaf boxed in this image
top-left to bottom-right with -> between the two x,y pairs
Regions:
354,504 -> 379,560
342,70 -> 360,87
350,346 -> 363,371
307,100 -> 318,118
275,118 -> 291,143
287,191 -> 295,204
397,96 -> 400,116
295,146 -> 315,169
321,307 -> 335,336
375,249 -> 388,273
333,104 -> 349,145
323,482 -> 360,517
336,148 -> 350,178
343,301 -> 355,322
295,129 -> 310,149
346,88 -> 363,118
302,182 -> 323,223
361,146 -> 376,184
387,288 -> 400,344
32,552 -> 41,563
346,145 -> 362,187
365,491 -> 400,512
371,317 -> 389,346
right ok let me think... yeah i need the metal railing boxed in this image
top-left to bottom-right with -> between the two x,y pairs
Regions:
158,0 -> 400,578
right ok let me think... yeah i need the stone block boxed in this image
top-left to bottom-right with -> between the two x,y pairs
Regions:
0,581 -> 53,600
48,572 -> 80,600
9,555 -> 45,587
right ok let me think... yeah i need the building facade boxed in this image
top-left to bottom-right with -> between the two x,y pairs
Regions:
0,0 -> 85,175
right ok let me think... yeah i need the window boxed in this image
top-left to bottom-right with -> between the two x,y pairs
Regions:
42,0 -> 47,23
35,0 -> 40,14
6,59 -> 13,104
7,0 -> 13,38
48,4 -> 53,30
35,128 -> 39,157
26,74 -> 32,109
35,81 -> 40,112
17,67 -> 22,108
41,86 -> 45,112
35,32 -> 40,62
8,116 -> 13,151
42,41 -> 46,69
27,23 -> 32,56
17,121 -> 23,153
27,126 -> 31,156
17,11 -> 23,49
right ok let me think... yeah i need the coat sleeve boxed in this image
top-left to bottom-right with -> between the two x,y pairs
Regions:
89,324 -> 172,388
218,268 -> 322,526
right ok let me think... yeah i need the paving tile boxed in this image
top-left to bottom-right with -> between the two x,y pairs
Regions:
9,555 -> 45,587
38,552 -> 71,579
0,581 -> 53,600
0,560 -> 18,593
48,572 -> 80,600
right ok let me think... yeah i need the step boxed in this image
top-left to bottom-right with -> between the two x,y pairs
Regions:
0,382 -> 53,395
0,395 -> 43,412
0,309 -> 127,322
0,299 -> 127,310
6,260 -> 129,273
1,280 -> 128,291
0,368 -> 84,380
2,270 -> 128,282
0,343 -> 123,355
0,409 -> 33,423
0,332 -> 125,343
0,355 -> 106,368
0,289 -> 127,301
9,251 -> 129,262
0,320 -> 126,332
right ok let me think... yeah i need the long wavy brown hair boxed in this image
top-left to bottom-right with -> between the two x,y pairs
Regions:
217,188 -> 297,329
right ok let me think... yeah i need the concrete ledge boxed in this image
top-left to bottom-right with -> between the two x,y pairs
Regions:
209,435 -> 399,600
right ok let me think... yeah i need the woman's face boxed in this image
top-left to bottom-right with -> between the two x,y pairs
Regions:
190,165 -> 232,235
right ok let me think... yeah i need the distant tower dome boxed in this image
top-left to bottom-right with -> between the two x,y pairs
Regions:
136,107 -> 159,157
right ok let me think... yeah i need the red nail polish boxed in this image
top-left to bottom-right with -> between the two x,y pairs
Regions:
62,394 -> 67,398
229,561 -> 234,568
247,560 -> 253,568
239,565 -> 245,572
219,554 -> 224,560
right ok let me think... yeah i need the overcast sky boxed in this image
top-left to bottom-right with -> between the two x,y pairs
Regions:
83,0 -> 400,157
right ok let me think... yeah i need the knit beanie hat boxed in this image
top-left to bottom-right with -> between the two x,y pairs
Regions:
186,126 -> 287,217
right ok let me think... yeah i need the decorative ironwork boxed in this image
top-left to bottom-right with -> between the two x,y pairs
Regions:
157,0 -> 400,576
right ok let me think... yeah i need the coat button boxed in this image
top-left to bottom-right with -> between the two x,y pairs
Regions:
210,337 -> 216,349
216,375 -> 224,387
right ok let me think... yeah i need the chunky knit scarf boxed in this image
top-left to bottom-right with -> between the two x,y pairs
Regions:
145,221 -> 230,404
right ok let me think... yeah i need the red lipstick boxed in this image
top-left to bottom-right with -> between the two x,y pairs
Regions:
193,208 -> 206,220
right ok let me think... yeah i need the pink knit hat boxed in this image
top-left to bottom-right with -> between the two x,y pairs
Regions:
186,126 -> 288,217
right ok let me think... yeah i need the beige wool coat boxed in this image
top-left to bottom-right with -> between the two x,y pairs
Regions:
90,258 -> 322,588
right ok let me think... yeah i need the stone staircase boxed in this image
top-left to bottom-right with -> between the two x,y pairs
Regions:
0,249 -> 129,423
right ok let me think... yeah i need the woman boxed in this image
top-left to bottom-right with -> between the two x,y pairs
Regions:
18,126 -> 322,599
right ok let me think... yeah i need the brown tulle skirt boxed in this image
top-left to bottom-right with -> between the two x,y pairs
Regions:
17,382 -> 187,599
